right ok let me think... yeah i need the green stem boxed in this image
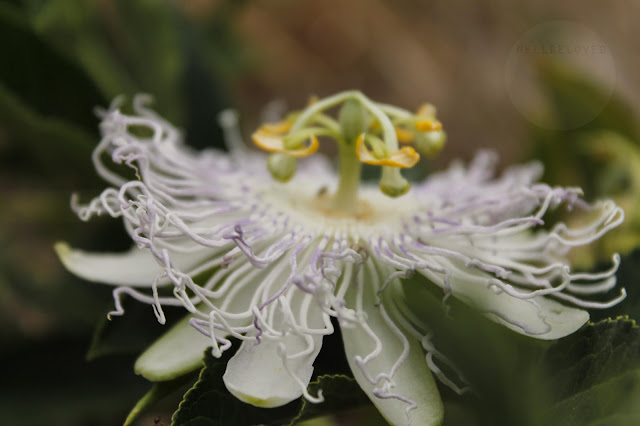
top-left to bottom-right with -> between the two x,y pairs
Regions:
290,91 -> 359,133
332,141 -> 362,213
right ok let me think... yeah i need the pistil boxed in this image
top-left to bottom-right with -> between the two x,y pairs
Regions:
332,140 -> 363,213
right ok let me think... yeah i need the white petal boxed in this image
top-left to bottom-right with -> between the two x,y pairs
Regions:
55,242 -> 164,286
483,293 -> 589,340
223,330 -> 323,408
55,241 -> 210,287
342,262 -> 443,426
222,287 -> 325,409
135,314 -> 211,381
419,268 -> 589,340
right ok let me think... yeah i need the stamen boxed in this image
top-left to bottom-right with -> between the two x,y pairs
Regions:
395,126 -> 415,143
252,129 -> 319,158
415,119 -> 442,132
262,119 -> 293,134
356,134 -> 420,168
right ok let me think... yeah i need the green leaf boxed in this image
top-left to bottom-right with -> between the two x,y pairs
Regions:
544,317 -> 640,397
125,373 -> 198,426
542,318 -> 640,425
548,370 -> 640,426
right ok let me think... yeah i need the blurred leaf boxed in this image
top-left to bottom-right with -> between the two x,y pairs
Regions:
532,60 -> 640,191
0,335 -> 148,426
580,132 -> 640,255
19,0 -> 244,151
441,399 -> 482,426
531,60 -> 640,265
172,0 -> 250,151
0,85 -> 98,178
0,3 -> 105,131
22,0 -> 185,122
542,318 -> 640,425
548,371 -> 640,426
185,0 -> 250,81
0,3 -> 106,182
180,30 -> 230,151
106,0 -> 185,120
538,60 -> 639,141
22,0 -> 137,100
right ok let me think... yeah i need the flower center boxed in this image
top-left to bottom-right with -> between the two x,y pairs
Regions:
260,176 -> 420,235
252,91 -> 447,214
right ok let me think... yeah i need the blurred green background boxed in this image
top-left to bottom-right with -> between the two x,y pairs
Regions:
2,0 -> 640,425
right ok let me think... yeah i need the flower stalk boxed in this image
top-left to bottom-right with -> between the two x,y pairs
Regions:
332,140 -> 362,212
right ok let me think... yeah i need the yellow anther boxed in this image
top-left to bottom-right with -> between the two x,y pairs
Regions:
252,129 -> 319,158
417,103 -> 436,118
395,126 -> 415,143
370,120 -> 381,131
364,134 -> 389,159
355,134 -> 420,168
307,95 -> 319,106
261,120 -> 293,135
415,119 -> 442,132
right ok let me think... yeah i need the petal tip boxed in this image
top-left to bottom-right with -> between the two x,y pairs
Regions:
223,382 -> 293,408
222,334 -> 322,408
54,241 -> 72,262
134,317 -> 211,381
